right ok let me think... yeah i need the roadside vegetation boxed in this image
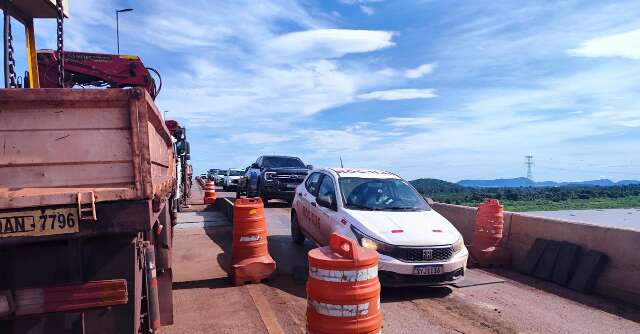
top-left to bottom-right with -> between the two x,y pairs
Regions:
410,179 -> 640,212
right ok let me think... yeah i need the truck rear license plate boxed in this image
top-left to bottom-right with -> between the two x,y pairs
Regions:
413,264 -> 443,275
0,208 -> 79,238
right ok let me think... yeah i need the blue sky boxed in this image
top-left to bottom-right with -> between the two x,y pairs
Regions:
13,0 -> 640,181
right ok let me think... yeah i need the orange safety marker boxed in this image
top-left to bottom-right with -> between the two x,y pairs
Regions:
231,198 -> 276,286
471,199 -> 511,266
203,180 -> 217,204
306,233 -> 381,334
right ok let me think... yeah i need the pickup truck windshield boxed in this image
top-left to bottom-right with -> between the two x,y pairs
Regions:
229,170 -> 244,176
339,177 -> 429,211
262,157 -> 305,168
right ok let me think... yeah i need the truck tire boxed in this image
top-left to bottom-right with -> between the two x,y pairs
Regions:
291,211 -> 305,245
258,184 -> 269,207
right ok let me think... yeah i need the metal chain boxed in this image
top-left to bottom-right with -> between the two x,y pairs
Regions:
6,17 -> 17,88
56,0 -> 64,87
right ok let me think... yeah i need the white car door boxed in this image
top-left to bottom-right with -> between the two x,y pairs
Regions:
297,172 -> 323,243
314,174 -> 341,245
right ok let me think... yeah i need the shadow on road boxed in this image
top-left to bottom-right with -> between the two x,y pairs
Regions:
381,286 -> 453,303
172,277 -> 230,290
264,200 -> 291,209
486,268 -> 640,323
262,235 -> 314,299
203,227 -> 233,277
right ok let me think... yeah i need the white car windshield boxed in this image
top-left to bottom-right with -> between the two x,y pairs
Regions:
339,177 -> 430,211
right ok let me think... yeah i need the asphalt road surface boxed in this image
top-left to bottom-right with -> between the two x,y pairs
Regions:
163,184 -> 640,333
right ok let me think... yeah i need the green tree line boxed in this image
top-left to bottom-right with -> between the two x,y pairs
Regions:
410,179 -> 640,211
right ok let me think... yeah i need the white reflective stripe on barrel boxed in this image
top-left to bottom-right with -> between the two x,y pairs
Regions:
309,265 -> 378,282
308,298 -> 370,317
239,235 -> 261,242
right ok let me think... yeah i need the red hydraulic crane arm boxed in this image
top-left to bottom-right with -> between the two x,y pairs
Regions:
36,50 -> 162,99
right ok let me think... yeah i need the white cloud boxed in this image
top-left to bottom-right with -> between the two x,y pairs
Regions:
230,132 -> 292,145
568,28 -> 640,59
301,128 -> 382,154
264,29 -> 394,61
34,1 -> 113,52
383,116 -> 437,127
404,63 -> 435,78
358,88 -> 437,101
360,6 -> 375,15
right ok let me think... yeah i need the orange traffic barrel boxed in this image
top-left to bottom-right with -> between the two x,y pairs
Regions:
232,198 -> 268,262
307,233 -> 381,334
471,199 -> 510,266
473,198 -> 504,248
231,198 -> 275,286
203,181 -> 217,204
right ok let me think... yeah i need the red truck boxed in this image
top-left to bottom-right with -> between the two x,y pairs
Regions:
0,88 -> 176,333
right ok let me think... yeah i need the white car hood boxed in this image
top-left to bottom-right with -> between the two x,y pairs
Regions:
228,176 -> 241,180
346,209 -> 461,246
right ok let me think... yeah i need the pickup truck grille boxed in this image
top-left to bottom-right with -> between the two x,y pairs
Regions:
387,246 -> 454,263
274,174 -> 305,182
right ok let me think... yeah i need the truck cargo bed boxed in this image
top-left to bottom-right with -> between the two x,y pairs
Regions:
0,88 -> 175,209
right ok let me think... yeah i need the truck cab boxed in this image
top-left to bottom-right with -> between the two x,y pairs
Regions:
243,156 -> 312,205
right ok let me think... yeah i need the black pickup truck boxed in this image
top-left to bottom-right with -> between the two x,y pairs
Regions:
238,155 -> 312,205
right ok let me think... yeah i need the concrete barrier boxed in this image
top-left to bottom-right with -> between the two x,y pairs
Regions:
432,202 -> 640,306
217,197 -> 235,222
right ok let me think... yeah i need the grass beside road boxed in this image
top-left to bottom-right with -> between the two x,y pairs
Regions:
442,196 -> 640,212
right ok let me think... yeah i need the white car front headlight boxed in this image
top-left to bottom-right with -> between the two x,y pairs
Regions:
360,237 -> 379,251
452,236 -> 465,253
351,226 -> 395,254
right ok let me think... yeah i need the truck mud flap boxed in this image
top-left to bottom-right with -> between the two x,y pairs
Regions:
157,269 -> 173,325
143,244 -> 161,331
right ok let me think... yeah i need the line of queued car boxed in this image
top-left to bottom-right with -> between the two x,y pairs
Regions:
204,155 -> 469,286
204,168 -> 245,191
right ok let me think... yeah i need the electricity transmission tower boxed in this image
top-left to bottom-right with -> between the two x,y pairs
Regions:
524,155 -> 534,180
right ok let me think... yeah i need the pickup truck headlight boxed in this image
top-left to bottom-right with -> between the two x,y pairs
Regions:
351,226 -> 395,254
265,172 -> 276,181
452,236 -> 465,253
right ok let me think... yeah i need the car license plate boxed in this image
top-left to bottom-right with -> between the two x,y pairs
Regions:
287,183 -> 297,189
413,264 -> 443,276
0,207 -> 79,238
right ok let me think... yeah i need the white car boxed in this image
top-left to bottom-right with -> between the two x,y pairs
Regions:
212,171 -> 225,185
291,168 -> 468,286
223,168 -> 245,190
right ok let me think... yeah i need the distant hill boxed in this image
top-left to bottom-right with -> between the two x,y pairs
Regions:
410,178 -> 463,193
455,177 -> 640,188
563,179 -> 615,187
617,180 -> 640,185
